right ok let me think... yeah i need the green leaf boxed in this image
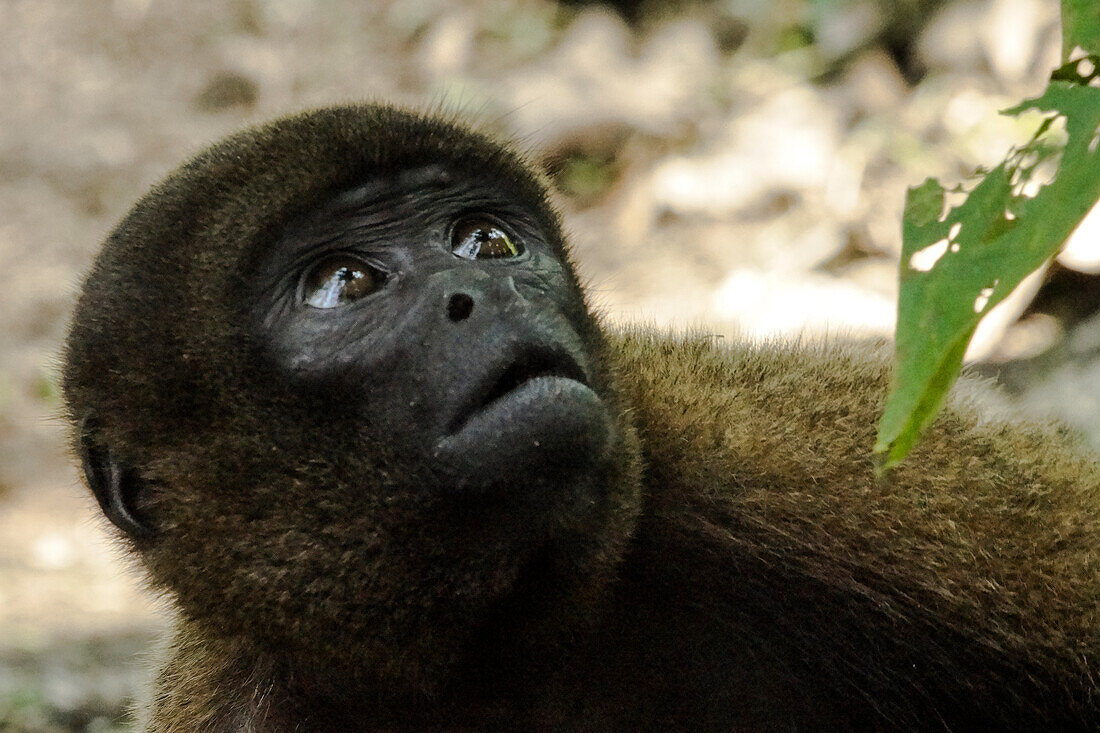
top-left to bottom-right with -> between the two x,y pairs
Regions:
875,74 -> 1100,473
1062,0 -> 1100,59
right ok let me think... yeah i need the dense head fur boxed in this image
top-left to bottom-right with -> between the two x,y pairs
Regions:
63,105 -> 1100,730
63,104 -> 641,695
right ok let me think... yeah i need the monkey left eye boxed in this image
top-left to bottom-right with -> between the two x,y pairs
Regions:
451,218 -> 524,260
302,255 -> 385,308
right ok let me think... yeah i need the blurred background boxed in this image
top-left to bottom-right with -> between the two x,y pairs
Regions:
2,0 -> 1099,729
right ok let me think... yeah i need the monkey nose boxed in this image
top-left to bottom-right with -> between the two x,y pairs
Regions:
441,275 -> 526,324
447,292 -> 474,322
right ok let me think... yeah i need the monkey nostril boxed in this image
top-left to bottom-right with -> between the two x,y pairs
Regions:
447,293 -> 475,322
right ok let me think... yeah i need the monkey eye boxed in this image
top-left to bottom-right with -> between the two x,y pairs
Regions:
451,218 -> 524,260
302,255 -> 385,308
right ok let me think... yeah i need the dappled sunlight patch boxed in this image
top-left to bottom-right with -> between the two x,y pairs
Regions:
909,238 -> 949,272
1059,199 -> 1100,273
711,267 -> 896,339
939,187 -> 969,222
1008,114 -> 1066,199
972,282 -> 997,313
908,216 -> 968,273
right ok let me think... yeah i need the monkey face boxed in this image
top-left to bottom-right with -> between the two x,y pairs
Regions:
63,106 -> 641,682
252,163 -> 615,504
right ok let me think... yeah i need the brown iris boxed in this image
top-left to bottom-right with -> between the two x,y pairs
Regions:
303,255 -> 384,308
451,218 -> 523,260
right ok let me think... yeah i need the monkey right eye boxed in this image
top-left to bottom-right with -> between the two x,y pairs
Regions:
302,255 -> 386,308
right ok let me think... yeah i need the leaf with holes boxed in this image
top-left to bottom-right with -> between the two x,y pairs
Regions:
875,51 -> 1100,473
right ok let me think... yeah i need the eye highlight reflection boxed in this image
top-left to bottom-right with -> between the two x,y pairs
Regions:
451,218 -> 523,260
303,255 -> 384,308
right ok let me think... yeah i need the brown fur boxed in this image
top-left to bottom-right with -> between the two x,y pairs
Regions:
62,105 -> 1100,730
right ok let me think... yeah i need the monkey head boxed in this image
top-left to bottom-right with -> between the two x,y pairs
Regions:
62,106 -> 641,689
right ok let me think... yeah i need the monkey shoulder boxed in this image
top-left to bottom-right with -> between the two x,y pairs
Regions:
603,329 -> 1100,727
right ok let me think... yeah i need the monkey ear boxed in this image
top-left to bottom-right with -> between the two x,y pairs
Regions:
78,414 -> 156,540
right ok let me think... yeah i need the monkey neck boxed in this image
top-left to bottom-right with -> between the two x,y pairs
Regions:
151,582 -> 612,731
150,516 -> 635,730
147,413 -> 644,731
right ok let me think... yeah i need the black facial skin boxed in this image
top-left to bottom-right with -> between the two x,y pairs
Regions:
252,164 -> 613,507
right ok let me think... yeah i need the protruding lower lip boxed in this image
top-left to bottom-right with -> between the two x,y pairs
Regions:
445,346 -> 590,436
